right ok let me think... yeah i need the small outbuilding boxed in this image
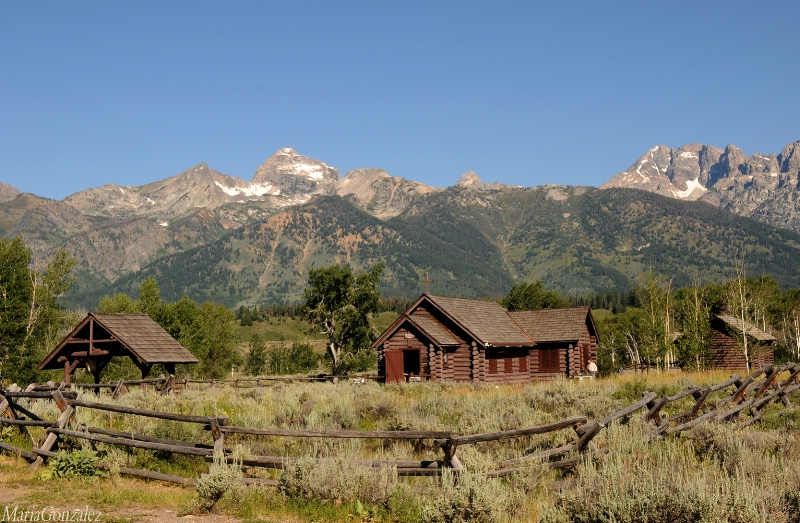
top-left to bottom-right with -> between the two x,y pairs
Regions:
372,294 -> 598,383
707,313 -> 776,371
38,313 -> 198,384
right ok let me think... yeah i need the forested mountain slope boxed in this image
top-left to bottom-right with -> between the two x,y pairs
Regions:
100,187 -> 800,308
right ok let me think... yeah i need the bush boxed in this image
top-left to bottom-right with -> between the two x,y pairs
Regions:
268,341 -> 320,375
41,449 -> 106,479
330,348 -> 377,375
420,471 -> 510,523
278,457 -> 397,506
196,454 -> 243,512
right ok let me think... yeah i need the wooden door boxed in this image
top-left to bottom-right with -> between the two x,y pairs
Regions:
385,350 -> 405,383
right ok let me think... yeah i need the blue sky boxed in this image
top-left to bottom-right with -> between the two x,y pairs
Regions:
2,1 -> 798,200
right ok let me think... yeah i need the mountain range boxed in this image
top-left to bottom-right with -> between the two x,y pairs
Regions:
2,143 -> 800,308
603,141 -> 800,232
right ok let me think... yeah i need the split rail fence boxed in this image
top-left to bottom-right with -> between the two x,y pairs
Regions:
1,362 -> 799,487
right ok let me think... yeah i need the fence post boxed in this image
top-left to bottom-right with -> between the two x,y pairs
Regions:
112,379 -> 127,399
441,437 -> 462,473
160,375 -> 175,396
31,390 -> 74,468
208,415 -> 228,471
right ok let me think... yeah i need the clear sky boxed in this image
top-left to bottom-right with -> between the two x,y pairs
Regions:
2,1 -> 798,200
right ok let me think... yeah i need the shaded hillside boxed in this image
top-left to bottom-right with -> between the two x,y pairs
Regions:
402,186 -> 800,295
105,196 -> 512,307
94,189 -> 800,308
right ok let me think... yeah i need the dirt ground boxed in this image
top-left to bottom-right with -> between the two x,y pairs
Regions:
0,455 -> 250,523
0,487 -> 243,523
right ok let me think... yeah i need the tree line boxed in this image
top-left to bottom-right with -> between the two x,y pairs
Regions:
5,230 -> 800,384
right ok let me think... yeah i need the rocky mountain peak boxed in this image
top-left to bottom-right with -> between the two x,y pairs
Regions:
455,170 -> 509,191
0,182 -> 21,204
602,141 -> 800,232
456,170 -> 482,187
779,141 -> 800,173
252,147 -> 339,197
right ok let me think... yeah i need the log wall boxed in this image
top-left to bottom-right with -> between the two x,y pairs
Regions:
531,344 -> 568,381
708,331 -> 774,371
484,348 -> 532,384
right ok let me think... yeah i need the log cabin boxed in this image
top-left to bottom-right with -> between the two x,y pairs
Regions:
372,294 -> 598,383
706,313 -> 775,371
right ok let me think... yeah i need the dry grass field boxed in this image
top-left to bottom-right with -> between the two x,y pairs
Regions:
3,370 -> 800,522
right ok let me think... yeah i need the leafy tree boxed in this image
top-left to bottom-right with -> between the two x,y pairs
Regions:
674,277 -> 712,370
245,334 -> 268,376
634,271 -> 673,368
0,238 -> 75,384
776,287 -> 800,363
722,261 -> 779,371
302,263 -> 384,374
97,281 -> 240,379
0,237 -> 36,383
193,301 -> 241,378
97,292 -> 140,314
501,281 -> 569,311
138,277 -> 163,317
596,307 -> 648,372
267,341 -> 319,375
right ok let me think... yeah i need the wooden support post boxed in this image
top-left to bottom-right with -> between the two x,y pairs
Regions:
208,415 -> 229,472
112,379 -> 127,400
754,368 -> 779,399
574,421 -> 601,452
160,375 -> 176,395
441,438 -> 462,473
777,365 -> 800,407
688,388 -> 713,417
643,397 -> 668,425
5,399 -> 35,445
0,383 -> 36,445
31,391 -> 74,468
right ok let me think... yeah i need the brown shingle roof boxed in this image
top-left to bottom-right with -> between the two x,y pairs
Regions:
91,314 -> 199,363
39,313 -> 198,370
508,307 -> 592,342
714,313 -> 776,343
425,295 -> 535,346
407,314 -> 461,346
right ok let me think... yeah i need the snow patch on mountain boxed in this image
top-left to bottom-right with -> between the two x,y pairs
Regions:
672,177 -> 707,199
214,181 -> 280,198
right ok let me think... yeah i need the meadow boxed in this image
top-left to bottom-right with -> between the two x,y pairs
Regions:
3,370 -> 800,522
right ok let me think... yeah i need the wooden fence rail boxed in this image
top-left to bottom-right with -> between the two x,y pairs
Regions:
3,362 -> 800,486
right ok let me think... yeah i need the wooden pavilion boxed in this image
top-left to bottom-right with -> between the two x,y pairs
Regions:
38,313 -> 198,384
372,294 -> 598,383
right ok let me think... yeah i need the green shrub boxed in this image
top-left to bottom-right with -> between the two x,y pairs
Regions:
612,376 -> 648,401
268,341 -> 320,375
42,449 -> 106,479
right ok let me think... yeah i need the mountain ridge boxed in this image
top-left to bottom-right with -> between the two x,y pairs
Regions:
602,141 -> 800,232
4,142 -> 800,308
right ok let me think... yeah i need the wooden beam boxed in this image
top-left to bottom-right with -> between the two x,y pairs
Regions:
48,427 -> 214,457
65,398 -> 214,424
452,417 -> 586,445
219,425 -> 452,439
